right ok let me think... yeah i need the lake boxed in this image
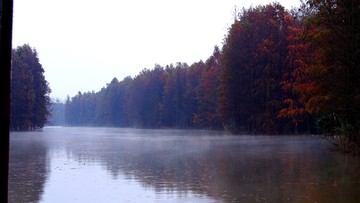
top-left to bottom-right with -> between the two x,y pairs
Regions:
9,127 -> 360,203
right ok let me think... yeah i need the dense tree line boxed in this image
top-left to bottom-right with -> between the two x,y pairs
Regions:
65,1 -> 360,153
10,44 -> 51,131
65,3 -> 308,133
65,58 -> 223,130
219,3 -> 296,133
284,0 -> 360,154
47,100 -> 65,126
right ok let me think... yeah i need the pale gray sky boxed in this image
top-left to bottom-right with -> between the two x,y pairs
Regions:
12,0 -> 301,100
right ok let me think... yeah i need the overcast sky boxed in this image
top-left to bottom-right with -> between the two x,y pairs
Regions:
13,0 -> 301,101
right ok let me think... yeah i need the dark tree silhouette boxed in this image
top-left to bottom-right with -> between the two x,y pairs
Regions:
10,44 -> 51,130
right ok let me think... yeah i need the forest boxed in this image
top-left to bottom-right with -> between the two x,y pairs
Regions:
64,1 -> 360,154
10,1 -> 359,154
65,3 -> 306,132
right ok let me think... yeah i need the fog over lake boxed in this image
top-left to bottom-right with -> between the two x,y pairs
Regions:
9,127 -> 360,203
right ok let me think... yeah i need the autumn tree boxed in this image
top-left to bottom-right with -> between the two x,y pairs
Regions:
298,0 -> 360,153
193,46 -> 222,129
10,44 -> 51,130
219,3 -> 293,134
278,3 -> 317,134
65,1 -> 360,140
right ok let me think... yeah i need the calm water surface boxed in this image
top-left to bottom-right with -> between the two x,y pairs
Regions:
9,127 -> 360,203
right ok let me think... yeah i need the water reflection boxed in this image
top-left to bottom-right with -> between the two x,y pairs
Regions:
9,127 -> 360,203
9,131 -> 50,203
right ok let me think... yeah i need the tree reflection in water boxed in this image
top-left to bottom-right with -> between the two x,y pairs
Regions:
8,128 -> 360,203
9,131 -> 49,203
65,129 -> 360,203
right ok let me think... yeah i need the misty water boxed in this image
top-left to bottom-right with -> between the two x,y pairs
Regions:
9,127 -> 360,203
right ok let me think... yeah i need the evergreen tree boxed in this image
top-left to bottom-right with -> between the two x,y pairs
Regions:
10,44 -> 51,130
